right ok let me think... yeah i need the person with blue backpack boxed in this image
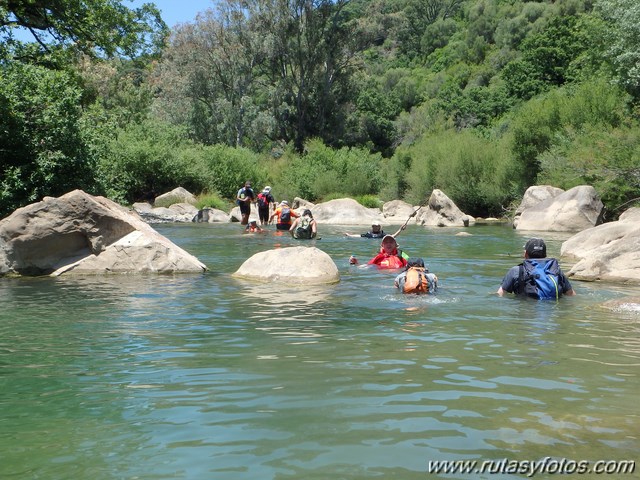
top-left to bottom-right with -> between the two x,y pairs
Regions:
497,238 -> 576,299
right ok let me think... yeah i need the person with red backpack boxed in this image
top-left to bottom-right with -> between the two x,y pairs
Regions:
256,186 -> 275,226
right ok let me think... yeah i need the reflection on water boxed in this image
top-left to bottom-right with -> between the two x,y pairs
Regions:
1,223 -> 639,479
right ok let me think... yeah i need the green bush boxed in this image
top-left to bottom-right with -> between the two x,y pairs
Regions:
195,192 -> 229,211
399,127 -> 516,216
354,194 -> 382,208
97,120 -> 202,204
0,62 -> 98,217
197,144 -> 268,200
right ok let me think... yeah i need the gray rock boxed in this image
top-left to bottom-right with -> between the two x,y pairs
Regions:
0,190 -> 206,276
516,185 -> 603,232
233,246 -> 339,285
154,187 -> 197,208
561,207 -> 640,283
416,189 -> 474,227
311,198 -> 384,225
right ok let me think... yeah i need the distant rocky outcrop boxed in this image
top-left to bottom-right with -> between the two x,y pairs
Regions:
233,246 -> 339,284
416,189 -> 474,227
154,187 -> 197,208
561,207 -> 640,283
0,190 -> 206,276
516,185 -> 603,232
311,198 -> 385,225
382,200 -> 417,224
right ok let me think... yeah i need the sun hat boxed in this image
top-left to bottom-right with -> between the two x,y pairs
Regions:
372,222 -> 381,227
263,186 -> 271,193
524,238 -> 546,258
381,234 -> 397,244
280,200 -> 289,206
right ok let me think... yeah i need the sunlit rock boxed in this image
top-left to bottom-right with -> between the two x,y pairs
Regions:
0,190 -> 206,276
233,246 -> 340,284
516,185 -> 603,232
416,189 -> 474,227
561,207 -> 640,283
154,187 -> 197,208
311,198 -> 384,225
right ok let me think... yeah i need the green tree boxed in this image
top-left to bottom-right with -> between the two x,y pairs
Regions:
0,0 -> 167,58
0,62 -> 97,217
596,0 -> 640,97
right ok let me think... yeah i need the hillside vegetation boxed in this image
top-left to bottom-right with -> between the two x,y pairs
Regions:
1,0 -> 639,219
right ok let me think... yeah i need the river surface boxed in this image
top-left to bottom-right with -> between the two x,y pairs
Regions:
1,223 -> 638,479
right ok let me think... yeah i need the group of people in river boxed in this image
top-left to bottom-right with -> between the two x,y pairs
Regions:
237,181 -> 576,299
237,181 -> 317,239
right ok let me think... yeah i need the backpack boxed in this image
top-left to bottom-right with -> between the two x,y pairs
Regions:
280,207 -> 291,223
518,258 -> 562,300
294,217 -> 312,239
403,267 -> 436,294
257,193 -> 269,208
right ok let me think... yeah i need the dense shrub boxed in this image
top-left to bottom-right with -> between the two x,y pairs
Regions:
97,120 -> 202,204
398,127 -> 516,216
0,63 -> 97,217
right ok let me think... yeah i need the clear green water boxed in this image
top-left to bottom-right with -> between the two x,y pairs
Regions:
1,223 -> 638,479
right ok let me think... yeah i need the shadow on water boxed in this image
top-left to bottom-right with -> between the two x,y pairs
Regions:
1,222 -> 639,479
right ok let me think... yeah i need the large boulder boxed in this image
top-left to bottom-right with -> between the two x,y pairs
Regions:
154,187 -> 197,208
560,207 -> 640,283
233,246 -> 340,285
132,202 -> 199,223
382,200 -> 418,224
416,189 -> 474,227
516,185 -> 603,232
292,197 -> 315,210
311,198 -> 384,225
513,185 -> 564,228
0,190 -> 207,276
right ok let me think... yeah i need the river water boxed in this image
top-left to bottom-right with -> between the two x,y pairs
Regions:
1,223 -> 638,479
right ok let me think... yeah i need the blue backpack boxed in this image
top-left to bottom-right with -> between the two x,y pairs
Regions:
518,258 -> 562,300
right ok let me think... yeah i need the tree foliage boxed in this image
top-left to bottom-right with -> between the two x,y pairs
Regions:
1,0 -> 167,58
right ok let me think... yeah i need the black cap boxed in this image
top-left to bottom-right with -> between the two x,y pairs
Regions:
406,257 -> 425,268
524,238 -> 546,258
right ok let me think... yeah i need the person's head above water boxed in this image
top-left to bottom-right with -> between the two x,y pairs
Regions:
406,257 -> 425,269
381,234 -> 398,253
371,222 -> 381,233
524,238 -> 546,259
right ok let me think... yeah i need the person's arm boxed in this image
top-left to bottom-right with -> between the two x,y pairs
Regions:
269,209 -> 278,223
289,218 -> 299,236
497,267 -> 518,296
561,273 -> 576,296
